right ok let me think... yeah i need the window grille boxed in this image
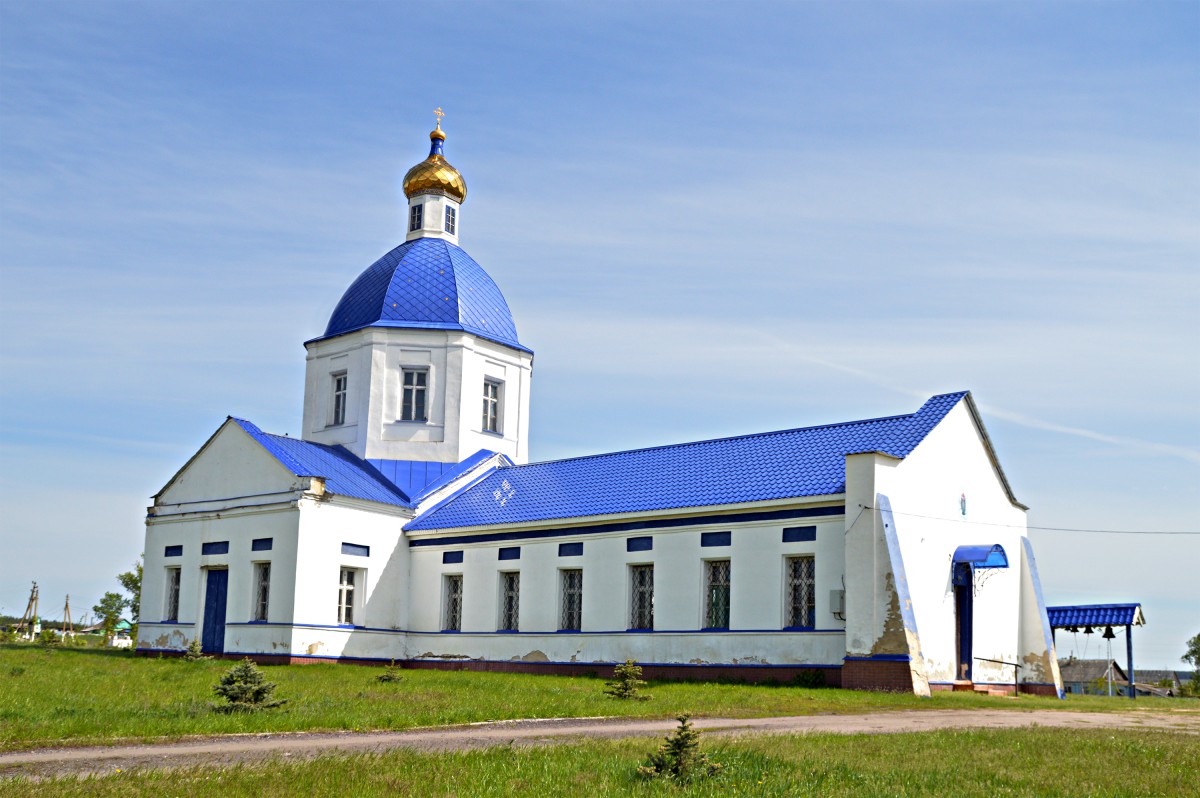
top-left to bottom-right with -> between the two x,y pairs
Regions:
629,564 -> 654,629
443,574 -> 463,632
499,572 -> 519,631
705,560 -> 731,628
482,380 -> 501,432
786,556 -> 816,628
560,569 -> 583,631
444,205 -> 457,234
402,368 -> 428,421
165,567 -> 181,621
253,563 -> 270,622
409,203 -> 423,232
332,373 -> 348,426
338,568 -> 356,625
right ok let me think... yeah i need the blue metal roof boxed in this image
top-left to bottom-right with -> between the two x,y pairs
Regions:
1047,604 -> 1145,628
406,392 -> 970,531
315,237 -> 530,353
367,449 -> 500,503
231,418 -> 413,508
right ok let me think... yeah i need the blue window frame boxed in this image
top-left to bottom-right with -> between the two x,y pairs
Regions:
443,550 -> 464,564
251,538 -> 273,551
164,545 -> 183,557
701,531 -> 731,547
498,546 -> 521,561
201,541 -> 229,555
626,536 -> 653,552
341,542 -> 370,557
782,526 -> 817,543
558,542 -> 583,557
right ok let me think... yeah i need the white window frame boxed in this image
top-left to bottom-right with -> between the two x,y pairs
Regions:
337,567 -> 360,626
499,571 -> 520,631
252,562 -> 271,622
401,367 -> 429,422
409,203 -> 423,232
331,372 -> 348,426
482,379 -> 502,434
629,564 -> 654,630
442,574 -> 463,632
559,568 -> 583,631
704,559 -> 731,629
785,555 -> 816,629
444,204 -> 457,235
164,566 -> 181,622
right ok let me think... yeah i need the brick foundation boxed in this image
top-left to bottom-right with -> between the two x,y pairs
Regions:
840,658 -> 914,692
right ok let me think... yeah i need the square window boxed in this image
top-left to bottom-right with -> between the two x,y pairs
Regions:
338,568 -> 359,625
482,380 -> 502,433
499,572 -> 520,631
629,564 -> 654,630
705,560 -> 731,629
444,205 -> 457,235
560,569 -> 582,631
401,368 -> 428,422
409,203 -> 423,232
443,574 -> 463,632
332,372 -> 348,426
785,556 -> 816,628
253,562 -> 271,622
164,567 -> 181,621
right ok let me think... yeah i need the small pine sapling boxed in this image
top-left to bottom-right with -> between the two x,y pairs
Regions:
183,638 -> 211,662
211,658 -> 286,712
638,714 -> 723,782
604,659 -> 651,700
376,659 -> 404,683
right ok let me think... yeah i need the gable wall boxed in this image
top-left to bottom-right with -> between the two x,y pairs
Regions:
156,424 -> 301,507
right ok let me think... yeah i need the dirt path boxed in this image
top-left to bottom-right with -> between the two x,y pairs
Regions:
4,709 -> 1198,781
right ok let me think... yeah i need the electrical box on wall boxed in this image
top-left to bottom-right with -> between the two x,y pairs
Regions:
830,589 -> 846,617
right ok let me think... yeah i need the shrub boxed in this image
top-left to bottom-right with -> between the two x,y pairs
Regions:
183,638 -> 211,662
604,659 -> 651,701
211,658 -> 286,713
36,630 -> 60,646
792,669 -> 826,688
637,714 -> 722,782
376,660 -> 404,683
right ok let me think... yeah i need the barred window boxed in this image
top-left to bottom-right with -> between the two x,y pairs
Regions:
332,372 -> 348,426
629,564 -> 654,630
409,203 -> 423,232
786,556 -> 816,628
482,380 -> 501,433
499,572 -> 519,631
337,568 -> 356,625
164,567 -> 181,621
401,368 -> 428,422
443,574 -> 463,632
705,560 -> 731,629
253,562 -> 270,622
444,205 -> 457,235
560,569 -> 582,631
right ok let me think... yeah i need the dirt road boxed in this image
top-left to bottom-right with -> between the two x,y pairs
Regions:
4,709 -> 1198,781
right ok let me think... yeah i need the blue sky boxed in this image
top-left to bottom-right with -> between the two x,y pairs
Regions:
2,1 -> 1196,669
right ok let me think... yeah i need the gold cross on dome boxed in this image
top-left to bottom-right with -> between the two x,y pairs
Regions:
434,107 -> 445,128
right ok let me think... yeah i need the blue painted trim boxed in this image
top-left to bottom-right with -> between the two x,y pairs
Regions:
498,546 -> 521,561
251,537 -> 273,551
201,541 -> 229,555
341,542 -> 370,557
218,621 -> 845,636
558,542 -> 583,557
409,505 -> 846,547
442,550 -> 464,564
782,526 -> 817,543
225,621 -> 398,634
626,536 -> 653,552
844,654 -> 912,662
700,531 -> 731,547
164,545 -> 183,557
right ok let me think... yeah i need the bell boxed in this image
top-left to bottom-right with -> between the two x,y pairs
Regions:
1066,626 -> 1078,633
1083,625 -> 1094,635
1102,626 -> 1116,640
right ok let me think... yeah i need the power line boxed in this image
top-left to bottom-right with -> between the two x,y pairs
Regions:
860,505 -> 1197,536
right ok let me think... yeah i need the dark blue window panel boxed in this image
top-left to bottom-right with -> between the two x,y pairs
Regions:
164,545 -> 183,558
558,542 -> 583,557
701,531 -> 731,547
341,542 -> 370,557
442,550 -> 464,564
498,546 -> 521,561
627,536 -> 653,552
782,526 -> 817,543
251,538 -> 273,551
201,541 -> 229,555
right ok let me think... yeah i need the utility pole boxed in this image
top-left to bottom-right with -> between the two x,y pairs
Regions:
16,582 -> 39,640
62,595 -> 74,639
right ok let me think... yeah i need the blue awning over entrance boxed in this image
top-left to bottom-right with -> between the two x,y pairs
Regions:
952,544 -> 1008,569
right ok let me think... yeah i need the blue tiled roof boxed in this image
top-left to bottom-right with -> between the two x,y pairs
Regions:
406,392 -> 970,531
315,237 -> 530,353
1047,604 -> 1144,628
231,419 -> 412,508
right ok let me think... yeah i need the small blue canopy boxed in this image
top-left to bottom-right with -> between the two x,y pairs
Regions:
952,544 -> 1008,569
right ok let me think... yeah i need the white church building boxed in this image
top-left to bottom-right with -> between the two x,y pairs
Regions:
137,119 -> 1064,697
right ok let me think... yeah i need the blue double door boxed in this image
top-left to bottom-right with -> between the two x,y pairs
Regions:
201,569 -> 229,653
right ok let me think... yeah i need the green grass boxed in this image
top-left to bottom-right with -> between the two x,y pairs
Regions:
4,728 -> 1197,796
0,643 -> 1184,750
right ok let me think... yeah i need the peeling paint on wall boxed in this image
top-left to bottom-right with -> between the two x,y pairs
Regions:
872,573 -> 908,656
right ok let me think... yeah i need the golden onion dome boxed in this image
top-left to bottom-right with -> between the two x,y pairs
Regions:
402,120 -> 467,203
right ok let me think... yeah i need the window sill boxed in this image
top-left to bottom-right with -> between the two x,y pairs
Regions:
480,429 -> 504,438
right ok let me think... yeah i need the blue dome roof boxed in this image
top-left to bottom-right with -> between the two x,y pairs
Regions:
317,238 -> 529,352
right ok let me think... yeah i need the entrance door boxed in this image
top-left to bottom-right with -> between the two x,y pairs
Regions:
953,563 -> 973,681
201,569 -> 229,653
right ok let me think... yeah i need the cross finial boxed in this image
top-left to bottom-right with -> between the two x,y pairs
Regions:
434,107 -> 445,129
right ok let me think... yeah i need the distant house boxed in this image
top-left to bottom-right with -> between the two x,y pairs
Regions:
1059,658 -> 1128,696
